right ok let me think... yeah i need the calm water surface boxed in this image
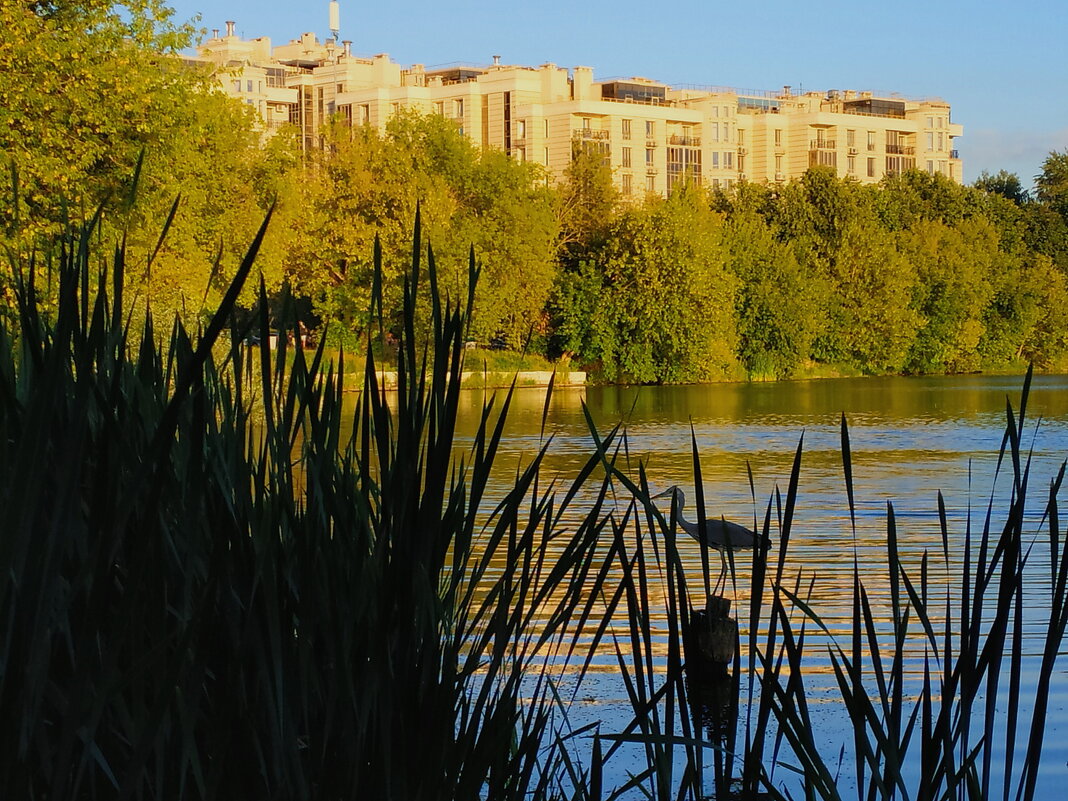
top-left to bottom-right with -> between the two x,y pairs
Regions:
449,373 -> 1068,798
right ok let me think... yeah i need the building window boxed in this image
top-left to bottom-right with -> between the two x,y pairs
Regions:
622,119 -> 631,140
775,154 -> 782,172
435,101 -> 444,115
233,80 -> 241,92
867,157 -> 876,177
646,120 -> 655,137
927,160 -> 935,174
454,98 -> 464,117
645,148 -> 655,166
622,147 -> 632,167
711,152 -> 719,168
867,131 -> 876,150
622,173 -> 632,195
724,151 -> 734,169
358,104 -> 369,124
517,119 -> 526,139
774,129 -> 782,147
938,132 -> 944,150
544,120 -> 549,138
847,155 -> 856,173
927,116 -> 934,128
247,80 -> 253,93
846,129 -> 855,147
738,129 -> 745,145
711,122 -> 719,142
647,174 -> 656,192
738,154 -> 745,172
582,117 -> 590,130
926,132 -> 934,150
544,147 -> 549,164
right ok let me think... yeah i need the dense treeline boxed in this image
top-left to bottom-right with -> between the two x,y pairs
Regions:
553,165 -> 1068,381
5,0 -> 1068,381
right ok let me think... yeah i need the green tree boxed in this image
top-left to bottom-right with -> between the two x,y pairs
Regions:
564,187 -> 738,382
974,170 -> 1029,205
1035,149 -> 1068,218
725,211 -> 817,379
284,112 -> 558,346
824,219 -> 922,372
903,218 -> 996,373
0,0 -> 199,235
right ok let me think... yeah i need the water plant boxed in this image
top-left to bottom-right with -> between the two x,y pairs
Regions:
2,192 -> 1065,800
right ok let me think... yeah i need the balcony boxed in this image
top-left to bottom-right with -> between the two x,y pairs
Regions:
669,134 -> 701,146
738,146 -> 748,156
809,139 -> 837,150
573,129 -> 610,141
885,143 -> 915,155
950,149 -> 960,159
646,167 -> 658,175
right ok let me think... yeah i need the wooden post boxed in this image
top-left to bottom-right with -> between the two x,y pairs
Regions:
685,595 -> 738,683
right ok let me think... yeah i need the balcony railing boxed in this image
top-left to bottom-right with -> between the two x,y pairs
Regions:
885,144 -> 915,155
668,135 -> 701,146
573,129 -> 610,140
809,139 -> 837,150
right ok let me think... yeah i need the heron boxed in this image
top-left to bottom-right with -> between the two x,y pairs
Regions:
653,485 -> 769,587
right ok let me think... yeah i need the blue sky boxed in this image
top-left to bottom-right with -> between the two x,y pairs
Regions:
163,0 -> 1067,188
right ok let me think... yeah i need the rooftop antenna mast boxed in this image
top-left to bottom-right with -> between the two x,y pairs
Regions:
329,0 -> 340,42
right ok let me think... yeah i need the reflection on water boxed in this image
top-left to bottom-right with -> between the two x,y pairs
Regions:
364,374 -> 1068,797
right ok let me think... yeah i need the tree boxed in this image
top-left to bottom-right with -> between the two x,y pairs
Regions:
1035,149 -> 1068,220
0,0 -> 200,235
283,112 -> 559,346
903,218 -> 996,373
974,170 -> 1029,205
725,211 -> 817,379
561,187 -> 738,383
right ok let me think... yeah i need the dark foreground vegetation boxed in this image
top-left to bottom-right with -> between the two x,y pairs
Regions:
7,2 -> 1068,382
2,193 -> 1066,799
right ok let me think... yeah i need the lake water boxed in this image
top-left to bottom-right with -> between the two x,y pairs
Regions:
448,373 -> 1068,799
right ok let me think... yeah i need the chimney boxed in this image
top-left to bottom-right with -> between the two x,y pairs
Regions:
212,28 -> 219,39
342,40 -> 352,57
225,20 -> 235,37
493,54 -> 501,66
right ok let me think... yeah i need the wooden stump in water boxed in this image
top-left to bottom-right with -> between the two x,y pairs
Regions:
685,595 -> 738,683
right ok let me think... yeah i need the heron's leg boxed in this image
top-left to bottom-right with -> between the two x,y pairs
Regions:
713,550 -> 728,595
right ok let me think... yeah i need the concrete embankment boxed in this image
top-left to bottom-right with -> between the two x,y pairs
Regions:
372,370 -> 586,389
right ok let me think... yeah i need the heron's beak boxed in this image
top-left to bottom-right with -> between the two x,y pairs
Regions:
652,487 -> 675,499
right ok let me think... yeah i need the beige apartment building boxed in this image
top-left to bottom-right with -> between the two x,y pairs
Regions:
193,23 -> 963,195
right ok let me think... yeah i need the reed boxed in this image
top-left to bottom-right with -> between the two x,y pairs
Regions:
2,196 -> 1064,800
0,204 -> 642,799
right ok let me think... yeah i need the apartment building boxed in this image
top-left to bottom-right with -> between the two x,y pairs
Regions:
192,23 -> 963,194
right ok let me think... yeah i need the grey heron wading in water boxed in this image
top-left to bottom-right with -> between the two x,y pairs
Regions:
653,485 -> 770,588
